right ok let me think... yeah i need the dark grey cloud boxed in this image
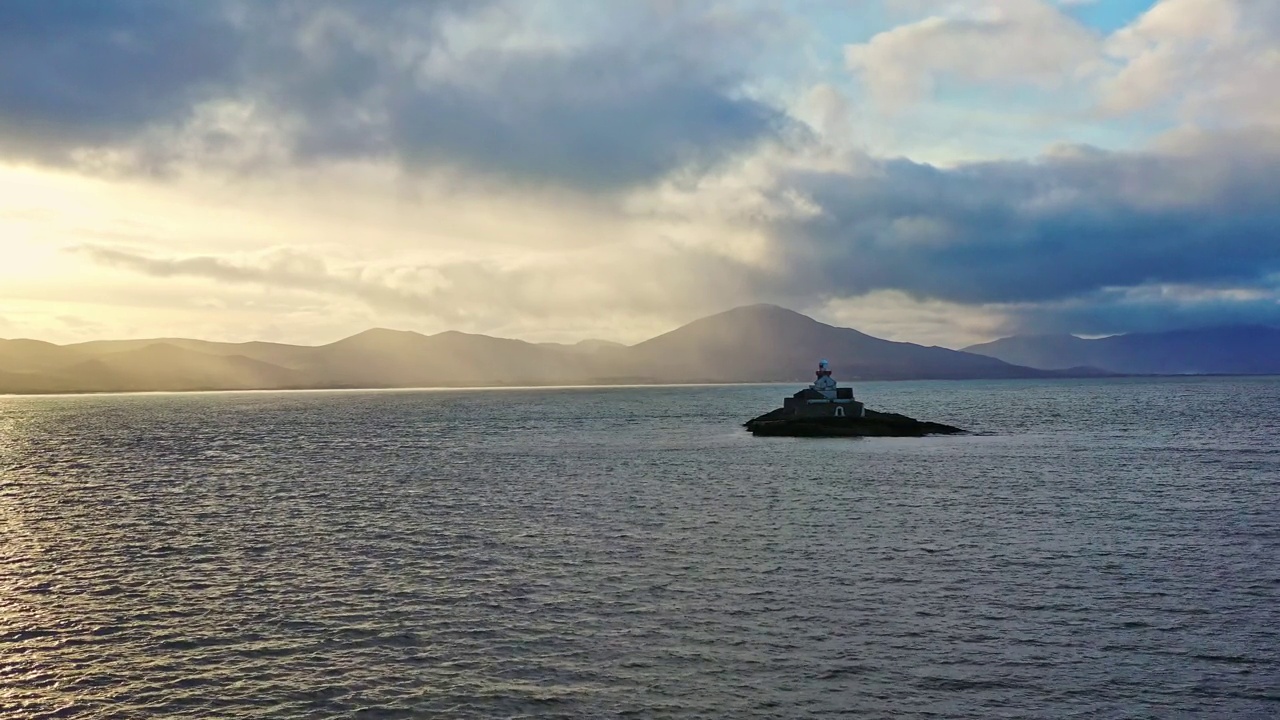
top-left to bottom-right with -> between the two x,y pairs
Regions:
768,130 -> 1280,327
0,1 -> 242,161
0,0 -> 788,188
381,46 -> 786,189
1001,286 -> 1280,337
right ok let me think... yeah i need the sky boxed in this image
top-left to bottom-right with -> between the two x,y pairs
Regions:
1,0 -> 1277,348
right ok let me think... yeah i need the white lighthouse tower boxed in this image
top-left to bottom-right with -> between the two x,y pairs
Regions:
811,358 -> 838,398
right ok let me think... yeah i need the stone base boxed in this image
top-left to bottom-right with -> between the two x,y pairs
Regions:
743,408 -> 964,438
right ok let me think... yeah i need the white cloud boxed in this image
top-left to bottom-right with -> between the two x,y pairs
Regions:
1100,0 -> 1280,126
815,291 -> 1013,349
853,0 -> 1280,132
846,0 -> 1101,111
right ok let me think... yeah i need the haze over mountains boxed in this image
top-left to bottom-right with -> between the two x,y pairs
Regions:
1,305 -> 1084,394
5,304 -> 1274,395
964,325 -> 1280,375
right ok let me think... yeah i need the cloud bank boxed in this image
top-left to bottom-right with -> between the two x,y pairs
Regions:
0,0 -> 790,188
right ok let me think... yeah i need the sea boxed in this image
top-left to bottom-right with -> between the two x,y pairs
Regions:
1,377 -> 1278,719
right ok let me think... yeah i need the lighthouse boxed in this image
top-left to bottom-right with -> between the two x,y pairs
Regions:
745,359 -> 966,437
779,359 -> 865,418
812,359 -> 838,397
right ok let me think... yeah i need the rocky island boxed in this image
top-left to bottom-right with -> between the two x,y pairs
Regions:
744,360 -> 965,438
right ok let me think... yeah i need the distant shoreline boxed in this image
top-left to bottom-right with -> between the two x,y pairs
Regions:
5,373 -> 1279,399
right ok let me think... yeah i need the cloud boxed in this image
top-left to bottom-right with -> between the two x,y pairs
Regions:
999,281 -> 1280,335
1100,0 -> 1280,126
0,0 -> 790,189
75,118 -> 1280,343
0,1 -> 252,164
76,244 -> 463,318
762,128 -> 1280,310
846,0 -> 1101,110
379,44 -> 787,190
72,240 -> 786,340
816,291 -> 1015,348
68,111 -> 1280,344
7,1 -> 1280,347
853,0 -> 1280,133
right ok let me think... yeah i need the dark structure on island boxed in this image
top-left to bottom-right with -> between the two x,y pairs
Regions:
744,360 -> 965,437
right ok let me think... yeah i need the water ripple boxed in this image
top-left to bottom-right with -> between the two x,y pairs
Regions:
1,378 -> 1278,717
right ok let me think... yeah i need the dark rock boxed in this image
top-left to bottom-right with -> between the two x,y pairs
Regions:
743,408 -> 964,438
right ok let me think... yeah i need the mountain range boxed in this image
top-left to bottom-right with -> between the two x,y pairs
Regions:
7,304 -> 1273,395
964,325 -> 1280,375
1,304 -> 1093,394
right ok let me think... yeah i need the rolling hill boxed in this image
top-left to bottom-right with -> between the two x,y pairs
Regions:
964,325 -> 1280,375
623,304 -> 1065,382
1,304 -> 1103,394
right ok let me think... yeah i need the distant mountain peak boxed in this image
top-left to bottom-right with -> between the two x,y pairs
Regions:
718,303 -> 813,319
319,328 -> 434,354
430,329 -> 491,339
0,338 -> 62,349
966,324 -> 1280,374
346,327 -> 422,339
682,303 -> 827,331
574,338 -> 626,350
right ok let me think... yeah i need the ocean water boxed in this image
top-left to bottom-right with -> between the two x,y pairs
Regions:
1,377 -> 1278,719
